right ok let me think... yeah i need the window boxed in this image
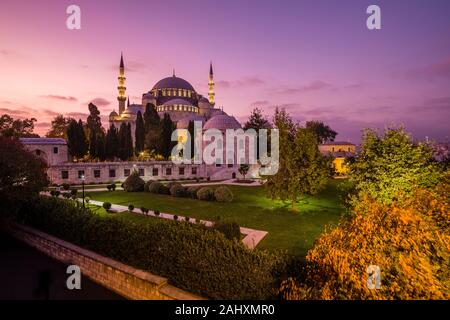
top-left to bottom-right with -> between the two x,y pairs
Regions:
166,168 -> 172,175
152,168 -> 158,176
124,169 -> 130,177
109,169 -> 116,178
78,170 -> 85,179
94,170 -> 101,178
179,167 -> 185,175
191,167 -> 197,175
61,170 -> 69,179
228,164 -> 234,168
138,168 -> 145,176
216,163 -> 222,167
53,147 -> 59,154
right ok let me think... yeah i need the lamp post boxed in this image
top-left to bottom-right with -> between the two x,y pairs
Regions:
81,174 -> 86,208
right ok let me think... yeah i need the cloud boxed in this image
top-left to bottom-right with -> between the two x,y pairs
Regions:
406,56 -> 450,79
88,97 -> 111,107
216,76 -> 265,89
249,100 -> 270,107
40,95 -> 78,102
0,107 -> 31,116
274,80 -> 332,95
66,112 -> 89,120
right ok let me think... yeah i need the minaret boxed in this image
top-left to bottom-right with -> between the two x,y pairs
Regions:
117,52 -> 127,115
208,61 -> 215,106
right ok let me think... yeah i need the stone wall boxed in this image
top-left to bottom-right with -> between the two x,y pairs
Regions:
8,223 -> 204,300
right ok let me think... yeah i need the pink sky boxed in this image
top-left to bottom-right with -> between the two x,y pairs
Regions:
1,0 -> 449,142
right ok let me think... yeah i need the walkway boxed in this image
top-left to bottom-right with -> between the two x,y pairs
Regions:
80,199 -> 268,250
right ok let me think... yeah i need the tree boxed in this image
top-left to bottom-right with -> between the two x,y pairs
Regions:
105,124 -> 119,160
349,126 -> 442,205
0,114 -> 39,137
280,176 -> 450,299
66,119 -> 87,159
244,108 -> 271,160
238,164 -> 249,180
86,103 -> 105,159
135,111 -> 145,154
187,120 -> 195,159
46,115 -> 71,138
305,120 -> 337,144
143,103 -> 160,133
0,137 -> 49,215
118,123 -> 133,160
158,113 -> 175,159
264,108 -> 330,210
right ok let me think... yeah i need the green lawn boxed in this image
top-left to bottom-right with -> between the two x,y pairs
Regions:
86,180 -> 348,257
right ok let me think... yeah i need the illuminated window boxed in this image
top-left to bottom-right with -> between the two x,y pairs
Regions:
78,170 -> 85,179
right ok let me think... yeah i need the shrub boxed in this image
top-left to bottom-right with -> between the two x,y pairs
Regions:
195,218 -> 201,224
54,191 -> 60,197
63,192 -> 71,199
128,204 -> 135,211
123,172 -> 145,192
70,189 -> 78,196
173,215 -> 178,221
213,220 -> 241,240
159,185 -> 170,195
144,180 -> 153,192
62,183 -> 70,191
147,181 -> 162,193
184,216 -> 190,222
214,186 -> 234,202
15,196 -> 287,300
102,202 -> 112,211
154,210 -> 160,216
111,184 -> 116,191
140,207 -> 148,214
197,187 -> 215,201
170,184 -> 186,197
49,190 -> 56,196
85,197 -> 90,204
186,186 -> 201,199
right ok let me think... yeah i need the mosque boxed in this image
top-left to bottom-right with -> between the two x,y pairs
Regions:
108,53 -> 242,140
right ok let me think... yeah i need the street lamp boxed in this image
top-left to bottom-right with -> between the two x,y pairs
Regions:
81,174 -> 86,208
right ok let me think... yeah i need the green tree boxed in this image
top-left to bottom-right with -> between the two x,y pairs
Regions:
238,164 -> 250,180
143,103 -> 160,133
158,113 -> 175,159
118,123 -> 133,160
135,111 -> 145,154
0,114 -> 39,137
305,120 -> 337,144
349,126 -> 442,205
0,137 -> 49,215
243,108 -> 271,160
45,115 -> 71,138
105,124 -> 119,160
86,103 -> 105,159
66,119 -> 87,159
264,109 -> 330,210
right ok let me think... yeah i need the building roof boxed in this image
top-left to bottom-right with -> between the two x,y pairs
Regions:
177,115 -> 206,129
20,138 -> 67,145
152,75 -> 196,92
161,98 -> 194,106
203,114 -> 242,131
321,141 -> 355,146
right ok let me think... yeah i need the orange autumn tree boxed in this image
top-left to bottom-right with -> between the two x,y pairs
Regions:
280,174 -> 450,299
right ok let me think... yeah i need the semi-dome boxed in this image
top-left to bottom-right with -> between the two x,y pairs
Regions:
177,114 -> 205,129
152,75 -> 195,92
203,114 -> 242,131
109,110 -> 118,117
162,98 -> 193,106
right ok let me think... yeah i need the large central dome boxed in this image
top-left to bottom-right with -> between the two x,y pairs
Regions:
152,75 -> 195,92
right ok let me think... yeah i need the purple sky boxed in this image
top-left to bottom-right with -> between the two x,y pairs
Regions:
1,0 -> 449,142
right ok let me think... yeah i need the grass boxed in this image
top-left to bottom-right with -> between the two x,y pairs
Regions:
86,179 -> 349,257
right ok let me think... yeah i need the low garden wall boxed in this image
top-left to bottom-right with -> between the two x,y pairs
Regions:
8,223 -> 203,300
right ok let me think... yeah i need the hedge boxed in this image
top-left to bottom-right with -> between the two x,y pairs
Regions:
14,196 -> 287,299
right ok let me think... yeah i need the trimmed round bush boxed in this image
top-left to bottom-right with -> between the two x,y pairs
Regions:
147,181 -> 162,193
123,172 -> 145,192
128,204 -> 135,211
173,215 -> 178,221
102,202 -> 112,211
197,187 -> 215,201
214,186 -> 234,202
186,186 -> 201,199
170,184 -> 186,197
70,189 -> 78,196
159,185 -> 170,195
213,220 -> 241,240
62,183 -> 70,191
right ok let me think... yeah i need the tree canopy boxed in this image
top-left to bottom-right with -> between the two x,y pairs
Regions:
0,114 -> 39,138
305,120 -> 337,144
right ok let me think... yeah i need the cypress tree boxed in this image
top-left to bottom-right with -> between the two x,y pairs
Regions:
105,124 -> 119,160
143,103 -> 159,133
158,113 -> 175,159
135,111 -> 145,154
